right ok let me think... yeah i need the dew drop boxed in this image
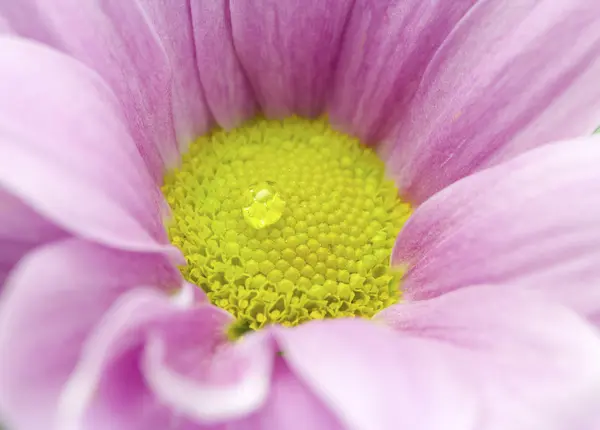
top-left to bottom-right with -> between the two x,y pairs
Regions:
243,181 -> 286,229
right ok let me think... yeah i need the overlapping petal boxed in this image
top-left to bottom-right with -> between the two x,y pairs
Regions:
191,0 -> 257,129
58,288 -> 274,429
280,286 -> 600,430
229,0 -> 353,118
0,1 -> 599,430
229,358 -> 344,430
0,0 -> 181,179
0,37 -> 176,256
139,0 -> 213,148
276,319 -> 476,430
386,0 -> 600,203
0,239 -> 180,430
329,0 -> 475,143
376,286 -> 600,430
0,189 -> 66,286
392,137 -> 600,325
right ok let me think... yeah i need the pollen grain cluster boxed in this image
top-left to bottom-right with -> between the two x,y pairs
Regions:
163,117 -> 411,337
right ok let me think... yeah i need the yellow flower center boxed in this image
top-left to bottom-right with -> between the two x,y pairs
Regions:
162,117 -> 411,338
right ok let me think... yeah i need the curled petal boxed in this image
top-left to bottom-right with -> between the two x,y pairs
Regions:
59,289 -> 273,429
0,239 -> 180,430
230,357 -> 344,430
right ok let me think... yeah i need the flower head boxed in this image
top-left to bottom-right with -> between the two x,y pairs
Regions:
1,1 -> 600,430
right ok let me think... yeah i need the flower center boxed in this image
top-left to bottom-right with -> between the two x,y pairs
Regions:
163,117 -> 411,338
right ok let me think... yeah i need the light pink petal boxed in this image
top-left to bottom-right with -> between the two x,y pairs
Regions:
387,0 -> 600,203
278,286 -> 600,430
0,239 -> 180,430
0,189 -> 66,287
0,14 -> 11,32
276,319 -> 477,430
59,289 -> 199,430
229,0 -> 353,118
393,137 -> 600,325
0,1 -> 51,40
139,0 -> 212,148
191,0 -> 257,129
0,37 -> 176,255
377,285 -> 600,430
231,357 -> 344,430
142,316 -> 273,423
60,289 -> 274,429
329,0 -> 475,143
0,0 -> 179,179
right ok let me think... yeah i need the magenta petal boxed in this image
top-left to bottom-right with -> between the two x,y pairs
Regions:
0,0 -> 179,179
329,0 -> 475,143
387,0 -> 600,203
191,0 -> 257,129
229,0 -> 353,118
377,285 -> 600,429
393,137 -> 600,324
0,37 -> 175,254
139,0 -> 212,148
0,240 -> 179,430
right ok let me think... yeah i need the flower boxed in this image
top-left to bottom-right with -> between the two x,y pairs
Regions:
1,1 -> 600,430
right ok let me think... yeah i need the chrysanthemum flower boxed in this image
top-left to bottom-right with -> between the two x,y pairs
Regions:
1,1 -> 600,429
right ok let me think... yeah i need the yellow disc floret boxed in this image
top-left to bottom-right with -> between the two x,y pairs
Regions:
163,117 -> 411,337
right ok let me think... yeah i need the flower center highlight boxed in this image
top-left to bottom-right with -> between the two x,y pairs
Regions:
163,117 -> 411,338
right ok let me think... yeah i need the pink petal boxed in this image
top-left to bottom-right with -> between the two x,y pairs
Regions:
393,137 -> 600,325
59,289 -> 198,430
191,0 -> 257,129
231,357 -> 344,430
376,285 -> 600,430
0,0 -> 179,179
0,37 -> 175,255
0,189 -> 65,287
278,286 -> 600,430
0,239 -> 180,430
275,319 -> 477,430
229,0 -> 353,118
138,0 -> 212,148
0,14 -> 11,32
142,315 -> 272,423
0,1 -> 52,40
59,289 -> 274,429
329,0 -> 475,143
386,0 -> 600,203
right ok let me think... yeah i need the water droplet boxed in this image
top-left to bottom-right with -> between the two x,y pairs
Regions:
243,181 -> 286,229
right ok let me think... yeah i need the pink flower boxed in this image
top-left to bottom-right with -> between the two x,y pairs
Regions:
1,1 -> 600,429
